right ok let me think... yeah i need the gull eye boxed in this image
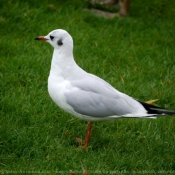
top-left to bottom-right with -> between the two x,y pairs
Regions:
50,35 -> 54,41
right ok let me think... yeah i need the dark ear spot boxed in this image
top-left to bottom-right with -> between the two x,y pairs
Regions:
57,39 -> 63,46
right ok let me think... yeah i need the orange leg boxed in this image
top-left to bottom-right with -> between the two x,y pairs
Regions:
76,122 -> 92,149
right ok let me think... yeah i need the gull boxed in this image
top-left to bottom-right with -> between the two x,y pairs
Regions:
35,29 -> 175,148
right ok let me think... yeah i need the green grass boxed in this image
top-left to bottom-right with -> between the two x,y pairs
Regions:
1,0 -> 175,174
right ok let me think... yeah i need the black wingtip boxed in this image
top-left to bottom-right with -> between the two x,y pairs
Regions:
35,37 -> 39,40
137,100 -> 175,116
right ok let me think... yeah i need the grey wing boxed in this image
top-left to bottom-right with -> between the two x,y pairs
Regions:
65,90 -> 139,117
65,74 -> 145,117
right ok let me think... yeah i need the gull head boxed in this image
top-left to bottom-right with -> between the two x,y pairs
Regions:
35,29 -> 73,52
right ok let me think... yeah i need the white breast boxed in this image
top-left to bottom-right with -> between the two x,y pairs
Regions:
48,73 -> 74,113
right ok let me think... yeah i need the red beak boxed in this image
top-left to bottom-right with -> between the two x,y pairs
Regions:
35,36 -> 48,41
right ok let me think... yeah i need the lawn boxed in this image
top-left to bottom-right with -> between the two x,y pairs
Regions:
1,0 -> 175,174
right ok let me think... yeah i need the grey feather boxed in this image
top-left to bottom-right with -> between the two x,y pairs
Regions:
65,74 -> 144,117
66,90 -> 136,117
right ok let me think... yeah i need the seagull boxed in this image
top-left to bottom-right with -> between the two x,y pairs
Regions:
35,29 -> 175,149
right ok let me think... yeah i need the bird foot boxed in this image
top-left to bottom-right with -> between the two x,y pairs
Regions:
75,137 -> 88,149
75,122 -> 92,149
70,169 -> 88,175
